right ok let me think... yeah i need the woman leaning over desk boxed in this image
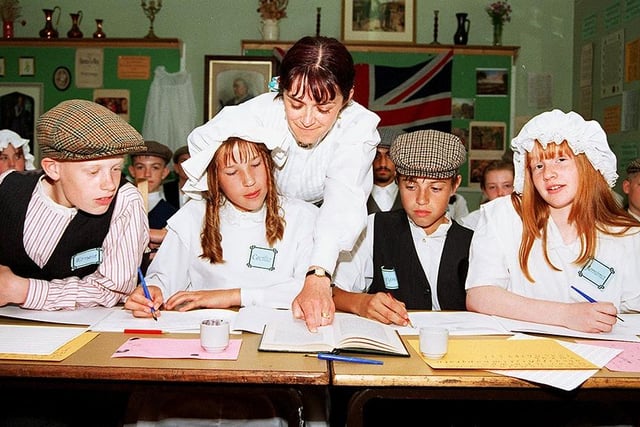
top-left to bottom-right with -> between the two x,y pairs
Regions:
186,36 -> 380,331
465,109 -> 640,333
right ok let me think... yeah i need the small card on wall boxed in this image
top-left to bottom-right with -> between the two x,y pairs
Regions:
117,56 -> 151,80
75,48 -> 104,88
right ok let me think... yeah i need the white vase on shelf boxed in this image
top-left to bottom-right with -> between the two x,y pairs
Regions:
261,19 -> 279,41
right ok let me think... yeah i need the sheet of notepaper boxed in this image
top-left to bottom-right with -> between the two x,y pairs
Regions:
0,324 -> 87,355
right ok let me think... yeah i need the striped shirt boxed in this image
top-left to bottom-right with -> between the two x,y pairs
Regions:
18,176 -> 149,310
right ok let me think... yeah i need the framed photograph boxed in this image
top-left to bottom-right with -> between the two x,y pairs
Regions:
476,68 -> 509,96
93,89 -> 130,123
18,57 -> 35,77
0,58 -> 5,77
342,0 -> 415,44
204,55 -> 277,122
0,83 -> 44,165
469,121 -> 506,159
53,66 -> 72,91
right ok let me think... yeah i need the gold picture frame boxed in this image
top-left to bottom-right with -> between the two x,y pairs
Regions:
204,55 -> 277,122
341,0 -> 415,44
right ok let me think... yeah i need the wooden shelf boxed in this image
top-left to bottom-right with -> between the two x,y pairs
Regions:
0,38 -> 181,49
242,40 -> 519,59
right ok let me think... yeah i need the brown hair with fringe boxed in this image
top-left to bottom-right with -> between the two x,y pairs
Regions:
511,140 -> 638,282
200,137 -> 285,264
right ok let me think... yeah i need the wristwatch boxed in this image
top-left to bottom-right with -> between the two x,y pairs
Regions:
306,267 -> 332,281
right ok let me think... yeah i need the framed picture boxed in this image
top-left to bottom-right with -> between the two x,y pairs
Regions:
0,83 -> 44,165
18,57 -> 35,76
342,0 -> 415,44
93,89 -> 130,123
53,66 -> 71,91
0,58 -> 5,77
204,55 -> 277,121
476,68 -> 509,96
469,121 -> 506,159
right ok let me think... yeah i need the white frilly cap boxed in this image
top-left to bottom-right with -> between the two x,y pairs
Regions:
0,129 -> 35,170
181,106 -> 289,200
510,109 -> 618,194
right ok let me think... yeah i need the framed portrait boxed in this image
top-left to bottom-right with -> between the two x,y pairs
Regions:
342,0 -> 415,44
18,57 -> 35,76
204,55 -> 277,122
53,66 -> 72,91
0,83 -> 44,165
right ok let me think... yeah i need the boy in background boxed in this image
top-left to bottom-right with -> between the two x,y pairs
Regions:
332,130 -> 473,326
0,99 -> 148,310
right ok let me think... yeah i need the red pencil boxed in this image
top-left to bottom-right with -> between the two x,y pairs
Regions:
123,329 -> 164,334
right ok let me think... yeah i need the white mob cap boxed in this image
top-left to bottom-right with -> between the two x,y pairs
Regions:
0,129 -> 36,170
510,109 -> 617,194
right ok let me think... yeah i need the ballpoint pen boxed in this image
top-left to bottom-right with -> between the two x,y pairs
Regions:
138,267 -> 158,321
570,285 -> 624,322
387,292 -> 414,328
305,353 -> 384,365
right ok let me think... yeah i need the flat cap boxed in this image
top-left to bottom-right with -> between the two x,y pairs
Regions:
172,145 -> 190,164
627,158 -> 640,175
132,140 -> 173,163
37,99 -> 145,161
390,129 -> 466,179
377,127 -> 405,149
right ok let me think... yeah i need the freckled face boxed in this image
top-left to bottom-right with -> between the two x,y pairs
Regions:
282,79 -> 352,147
0,144 -> 26,173
54,157 -> 125,215
530,153 -> 579,211
399,176 -> 457,235
217,145 -> 269,212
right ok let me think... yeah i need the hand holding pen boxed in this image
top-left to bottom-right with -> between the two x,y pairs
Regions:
571,285 -> 624,323
138,268 -> 158,321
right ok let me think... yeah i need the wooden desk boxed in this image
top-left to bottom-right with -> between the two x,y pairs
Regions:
0,325 -> 329,426
331,336 -> 640,427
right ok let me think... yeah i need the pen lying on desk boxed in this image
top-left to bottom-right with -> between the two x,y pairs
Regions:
305,353 -> 384,365
123,329 -> 164,334
570,285 -> 624,322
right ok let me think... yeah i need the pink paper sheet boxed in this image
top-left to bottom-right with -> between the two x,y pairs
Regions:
576,340 -> 640,372
112,337 -> 242,360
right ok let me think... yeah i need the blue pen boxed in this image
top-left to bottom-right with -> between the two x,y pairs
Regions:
138,268 -> 157,321
570,285 -> 624,322
305,353 -> 384,365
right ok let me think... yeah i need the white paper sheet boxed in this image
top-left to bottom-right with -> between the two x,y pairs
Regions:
89,308 -> 238,333
0,305 -> 116,326
0,325 -> 87,355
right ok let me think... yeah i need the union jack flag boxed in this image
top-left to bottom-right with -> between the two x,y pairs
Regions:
353,50 -> 453,133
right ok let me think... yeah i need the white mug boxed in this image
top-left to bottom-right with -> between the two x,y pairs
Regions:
419,326 -> 449,359
200,319 -> 230,353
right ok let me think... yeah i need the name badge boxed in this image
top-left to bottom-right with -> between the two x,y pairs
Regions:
578,257 -> 614,289
70,248 -> 103,271
247,245 -> 277,271
381,266 -> 399,290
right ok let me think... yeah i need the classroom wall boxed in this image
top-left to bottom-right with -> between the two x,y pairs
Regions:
573,0 -> 640,196
10,0 -> 574,131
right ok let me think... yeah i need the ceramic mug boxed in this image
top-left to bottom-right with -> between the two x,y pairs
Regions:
200,319 -> 230,353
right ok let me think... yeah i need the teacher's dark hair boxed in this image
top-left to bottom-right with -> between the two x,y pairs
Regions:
277,36 -> 355,105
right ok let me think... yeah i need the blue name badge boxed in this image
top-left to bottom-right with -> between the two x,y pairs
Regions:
70,248 -> 103,271
578,257 -> 614,290
381,266 -> 399,290
247,245 -> 277,271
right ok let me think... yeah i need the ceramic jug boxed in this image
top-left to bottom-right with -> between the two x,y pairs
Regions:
39,6 -> 61,39
67,10 -> 83,38
453,13 -> 470,45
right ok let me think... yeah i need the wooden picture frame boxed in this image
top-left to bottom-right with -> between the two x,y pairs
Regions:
204,55 -> 277,122
18,57 -> 35,76
341,0 -> 415,44
0,83 -> 44,165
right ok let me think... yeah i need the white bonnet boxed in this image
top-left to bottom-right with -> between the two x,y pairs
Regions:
0,129 -> 36,170
181,106 -> 289,200
510,109 -> 617,194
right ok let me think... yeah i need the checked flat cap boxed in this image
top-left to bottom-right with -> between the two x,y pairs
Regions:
390,129 -> 466,179
37,99 -> 145,161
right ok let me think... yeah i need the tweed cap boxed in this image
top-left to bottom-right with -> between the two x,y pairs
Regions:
37,99 -> 145,161
131,140 -> 172,163
172,145 -> 190,164
377,127 -> 405,149
390,129 -> 466,179
627,158 -> 640,175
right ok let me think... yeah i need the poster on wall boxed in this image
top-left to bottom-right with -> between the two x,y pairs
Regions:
601,29 -> 624,98
75,48 -> 104,89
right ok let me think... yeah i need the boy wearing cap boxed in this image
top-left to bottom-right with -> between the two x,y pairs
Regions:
622,158 -> 640,221
466,110 -> 640,333
128,140 -> 178,231
332,130 -> 473,326
0,99 -> 149,310
367,127 -> 404,214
